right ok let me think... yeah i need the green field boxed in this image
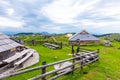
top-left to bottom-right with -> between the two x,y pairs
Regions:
4,36 -> 120,80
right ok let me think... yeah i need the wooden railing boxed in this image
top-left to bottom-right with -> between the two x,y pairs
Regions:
0,49 -> 99,80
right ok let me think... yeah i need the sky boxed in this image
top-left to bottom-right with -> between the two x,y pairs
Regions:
0,0 -> 120,34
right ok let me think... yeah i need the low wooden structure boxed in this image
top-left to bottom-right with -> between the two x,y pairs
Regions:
43,43 -> 60,49
69,30 -> 100,45
104,40 -> 111,46
3,49 -> 31,64
14,51 -> 33,66
0,49 -> 39,74
104,35 -> 111,46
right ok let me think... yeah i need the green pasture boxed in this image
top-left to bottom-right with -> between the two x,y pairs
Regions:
4,36 -> 120,80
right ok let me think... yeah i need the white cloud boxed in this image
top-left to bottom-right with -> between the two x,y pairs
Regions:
91,2 -> 120,19
42,26 -> 61,30
41,0 -> 120,32
0,16 -> 24,28
12,25 -> 62,33
41,24 -> 62,32
72,19 -> 120,34
1,0 -> 120,34
6,8 -> 15,16
81,20 -> 120,27
41,0 -> 100,24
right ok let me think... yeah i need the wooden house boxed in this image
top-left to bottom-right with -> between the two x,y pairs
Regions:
69,30 -> 100,45
0,33 -> 22,61
0,33 -> 40,74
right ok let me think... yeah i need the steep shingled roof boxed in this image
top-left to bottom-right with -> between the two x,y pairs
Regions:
69,30 -> 99,42
0,33 -> 21,52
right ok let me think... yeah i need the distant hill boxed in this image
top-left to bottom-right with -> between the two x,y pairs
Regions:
93,34 -> 111,37
14,32 -> 50,36
6,31 -> 120,40
40,32 -> 49,35
109,33 -> 120,41
3,31 -> 18,35
14,33 -> 34,36
94,33 -> 120,41
99,33 -> 120,38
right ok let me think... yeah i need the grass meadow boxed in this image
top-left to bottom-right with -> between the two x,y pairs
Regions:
4,36 -> 120,80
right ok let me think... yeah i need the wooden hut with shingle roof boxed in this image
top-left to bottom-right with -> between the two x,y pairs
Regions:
0,33 -> 22,61
69,30 -> 100,45
0,33 -> 39,74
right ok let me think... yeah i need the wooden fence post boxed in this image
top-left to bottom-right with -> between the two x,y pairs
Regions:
72,45 -> 75,74
97,49 -> 100,61
41,61 -> 46,80
80,56 -> 83,70
76,47 -> 79,54
76,39 -> 80,54
60,42 -> 62,49
72,45 -> 74,54
32,40 -> 35,46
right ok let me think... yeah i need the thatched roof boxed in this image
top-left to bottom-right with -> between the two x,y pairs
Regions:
69,30 -> 99,42
0,33 -> 21,52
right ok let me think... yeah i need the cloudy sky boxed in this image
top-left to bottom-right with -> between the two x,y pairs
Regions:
0,0 -> 120,34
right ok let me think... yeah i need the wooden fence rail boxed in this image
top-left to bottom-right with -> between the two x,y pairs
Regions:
0,49 -> 99,80
49,58 -> 98,80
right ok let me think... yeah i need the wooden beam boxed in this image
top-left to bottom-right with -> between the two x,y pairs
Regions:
48,57 -> 98,80
0,55 -> 82,79
29,54 -> 99,80
48,65 -> 82,80
29,60 -> 83,80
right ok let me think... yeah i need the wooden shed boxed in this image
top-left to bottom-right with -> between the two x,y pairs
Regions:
69,30 -> 100,45
0,33 -> 22,61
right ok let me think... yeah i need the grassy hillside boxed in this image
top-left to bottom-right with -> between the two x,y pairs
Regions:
5,35 -> 120,80
15,34 -> 45,41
